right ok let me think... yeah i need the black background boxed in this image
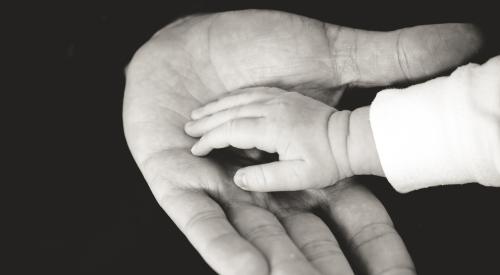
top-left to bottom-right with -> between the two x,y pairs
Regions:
12,1 -> 500,274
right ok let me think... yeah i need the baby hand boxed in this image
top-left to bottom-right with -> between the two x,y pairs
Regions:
185,87 -> 354,191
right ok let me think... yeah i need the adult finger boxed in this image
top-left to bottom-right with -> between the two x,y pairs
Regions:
158,188 -> 268,275
139,148 -> 270,275
327,23 -> 483,86
234,161 -> 306,192
325,178 -> 416,275
226,202 -> 320,275
191,87 -> 283,120
185,103 -> 268,137
191,118 -> 273,156
280,211 -> 354,275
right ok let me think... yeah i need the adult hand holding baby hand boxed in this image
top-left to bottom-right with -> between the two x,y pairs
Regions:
124,9 -> 482,275
185,87 -> 353,191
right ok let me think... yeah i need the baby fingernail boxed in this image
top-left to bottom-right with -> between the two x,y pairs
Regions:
235,172 -> 247,189
191,143 -> 199,155
191,109 -> 201,120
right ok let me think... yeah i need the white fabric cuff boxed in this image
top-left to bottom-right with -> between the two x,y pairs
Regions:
370,58 -> 500,192
370,72 -> 474,192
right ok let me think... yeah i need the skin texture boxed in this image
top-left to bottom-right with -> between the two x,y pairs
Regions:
123,10 -> 482,275
185,87 -> 344,192
345,106 -> 385,177
185,89 -> 384,192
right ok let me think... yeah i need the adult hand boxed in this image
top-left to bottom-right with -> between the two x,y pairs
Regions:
123,10 -> 481,275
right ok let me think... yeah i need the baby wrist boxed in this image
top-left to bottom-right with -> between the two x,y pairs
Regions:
327,110 -> 355,180
347,106 -> 385,177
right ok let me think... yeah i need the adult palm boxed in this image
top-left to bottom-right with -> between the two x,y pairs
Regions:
123,10 -> 481,275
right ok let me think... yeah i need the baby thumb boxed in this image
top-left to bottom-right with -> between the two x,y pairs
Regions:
234,160 -> 306,192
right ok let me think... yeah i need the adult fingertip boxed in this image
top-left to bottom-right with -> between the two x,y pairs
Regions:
429,23 -> 484,68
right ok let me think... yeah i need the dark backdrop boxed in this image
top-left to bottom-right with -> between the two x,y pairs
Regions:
16,1 -> 500,274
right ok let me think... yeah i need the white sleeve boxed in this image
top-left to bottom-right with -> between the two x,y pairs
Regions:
370,56 -> 500,193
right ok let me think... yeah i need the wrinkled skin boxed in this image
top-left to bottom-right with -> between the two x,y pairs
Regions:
123,10 -> 482,275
